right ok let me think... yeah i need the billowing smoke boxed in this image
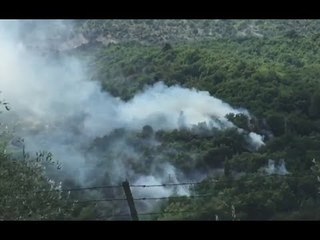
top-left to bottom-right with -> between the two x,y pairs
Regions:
265,159 -> 289,175
248,132 -> 265,150
277,159 -> 289,175
118,82 -> 248,131
0,20 -> 265,193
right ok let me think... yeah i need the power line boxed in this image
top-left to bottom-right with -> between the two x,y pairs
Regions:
74,194 -> 215,204
133,194 -> 214,201
32,174 -> 317,193
129,182 -> 201,188
92,209 -> 222,219
10,194 -> 213,204
34,184 -> 122,193
138,210 -> 211,216
32,182 -> 201,193
74,198 -> 127,203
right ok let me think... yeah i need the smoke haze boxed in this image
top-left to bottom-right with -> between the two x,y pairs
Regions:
0,20 -> 265,194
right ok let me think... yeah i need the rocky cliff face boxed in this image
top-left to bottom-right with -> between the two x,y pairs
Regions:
77,19 -> 320,45
10,20 -> 87,53
15,19 -> 320,54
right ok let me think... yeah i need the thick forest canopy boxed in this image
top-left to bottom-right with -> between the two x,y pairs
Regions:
1,20 -> 320,220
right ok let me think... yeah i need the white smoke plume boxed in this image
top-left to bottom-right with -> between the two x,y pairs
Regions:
248,132 -> 265,150
0,20 -> 265,189
118,82 -> 249,131
277,159 -> 289,175
265,159 -> 289,175
266,159 -> 276,175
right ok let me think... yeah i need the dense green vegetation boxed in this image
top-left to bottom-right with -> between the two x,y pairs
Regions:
82,32 -> 320,220
78,20 -> 320,45
0,103 -> 77,220
3,20 -> 320,220
0,150 -> 78,220
90,35 -> 320,120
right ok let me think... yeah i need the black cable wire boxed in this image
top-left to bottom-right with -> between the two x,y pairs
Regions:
32,182 -> 201,193
32,174 -> 317,193
74,198 -> 128,203
74,194 -> 215,204
133,194 -> 214,201
34,184 -> 122,193
129,182 -> 202,188
93,209 -> 220,219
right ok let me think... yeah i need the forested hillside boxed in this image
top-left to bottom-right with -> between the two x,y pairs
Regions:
1,20 -> 320,220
